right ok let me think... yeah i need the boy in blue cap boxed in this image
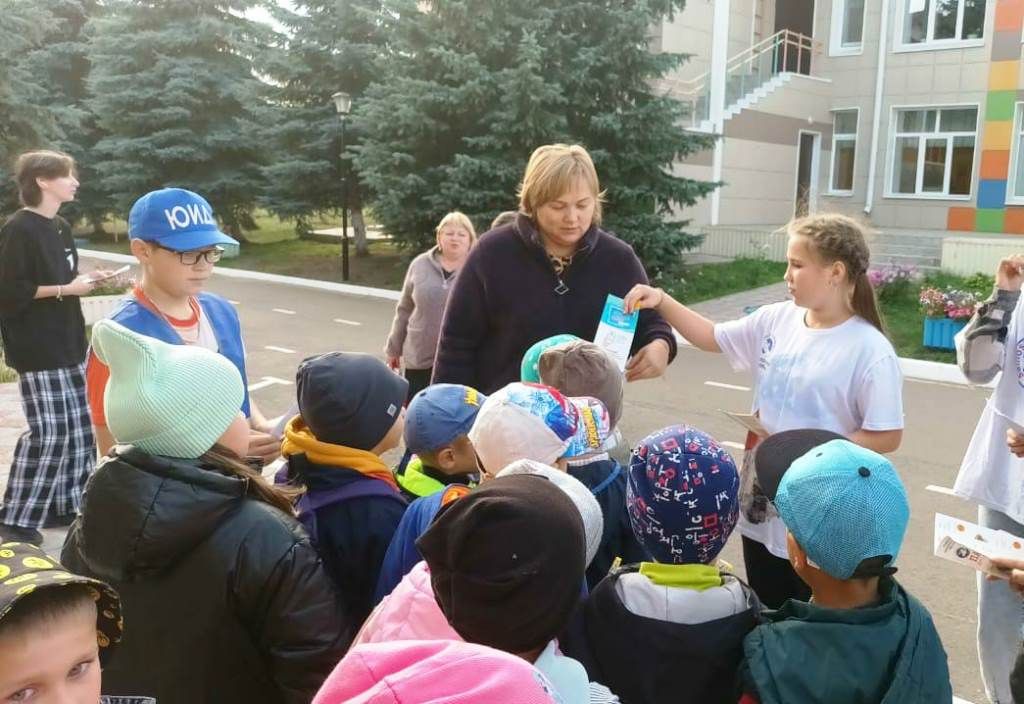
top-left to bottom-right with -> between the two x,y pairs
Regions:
738,432 -> 952,704
86,188 -> 279,463
564,424 -> 759,704
396,383 -> 486,502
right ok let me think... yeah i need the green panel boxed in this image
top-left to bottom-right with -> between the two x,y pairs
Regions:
986,91 -> 1017,122
976,208 -> 1007,232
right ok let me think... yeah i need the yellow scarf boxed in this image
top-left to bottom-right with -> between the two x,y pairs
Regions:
281,416 -> 397,490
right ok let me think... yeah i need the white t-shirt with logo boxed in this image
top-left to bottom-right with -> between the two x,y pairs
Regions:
714,301 -> 905,558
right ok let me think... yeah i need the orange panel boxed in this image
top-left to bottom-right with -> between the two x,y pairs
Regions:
947,207 -> 976,231
1005,208 -> 1024,234
982,150 -> 1012,179
996,1 -> 1024,31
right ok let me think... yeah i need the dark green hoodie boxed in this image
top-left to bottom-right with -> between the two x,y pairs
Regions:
739,578 -> 952,704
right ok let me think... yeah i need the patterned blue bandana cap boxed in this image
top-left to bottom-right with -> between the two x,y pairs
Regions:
626,425 -> 740,565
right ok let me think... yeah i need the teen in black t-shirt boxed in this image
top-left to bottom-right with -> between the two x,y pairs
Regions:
0,150 -> 106,544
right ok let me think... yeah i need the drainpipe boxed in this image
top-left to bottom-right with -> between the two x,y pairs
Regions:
709,0 -> 730,226
864,0 -> 891,215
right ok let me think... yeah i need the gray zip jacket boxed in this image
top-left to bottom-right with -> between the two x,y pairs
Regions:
385,247 -> 458,370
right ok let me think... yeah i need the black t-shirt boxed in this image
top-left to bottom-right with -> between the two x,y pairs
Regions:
0,210 -> 87,372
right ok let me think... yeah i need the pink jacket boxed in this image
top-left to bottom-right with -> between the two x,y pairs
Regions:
355,561 -> 460,645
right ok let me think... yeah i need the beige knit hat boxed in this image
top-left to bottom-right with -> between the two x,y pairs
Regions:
91,319 -> 244,459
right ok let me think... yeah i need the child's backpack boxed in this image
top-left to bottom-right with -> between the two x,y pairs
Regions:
296,482 -> 406,548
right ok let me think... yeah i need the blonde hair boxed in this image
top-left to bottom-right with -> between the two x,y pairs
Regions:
435,211 -> 477,247
517,144 -> 605,224
787,213 -> 884,333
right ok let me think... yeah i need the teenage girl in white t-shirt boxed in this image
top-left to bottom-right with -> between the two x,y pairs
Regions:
624,214 -> 904,608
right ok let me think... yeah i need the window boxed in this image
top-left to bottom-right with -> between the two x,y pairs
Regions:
830,110 -> 858,193
830,0 -> 866,54
900,0 -> 985,48
889,106 -> 977,198
1008,104 -> 1024,203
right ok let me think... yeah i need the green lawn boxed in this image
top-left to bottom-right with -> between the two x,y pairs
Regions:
666,257 -> 788,304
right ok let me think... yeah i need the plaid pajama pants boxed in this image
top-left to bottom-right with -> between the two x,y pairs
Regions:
1,362 -> 96,529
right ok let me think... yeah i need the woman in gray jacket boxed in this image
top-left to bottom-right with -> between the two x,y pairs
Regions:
385,211 -> 477,400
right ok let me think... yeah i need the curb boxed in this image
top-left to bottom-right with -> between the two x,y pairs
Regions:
79,249 -> 401,302
80,249 -> 989,390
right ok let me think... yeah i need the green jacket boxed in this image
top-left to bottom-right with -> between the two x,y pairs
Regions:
396,457 -> 474,501
739,578 -> 952,704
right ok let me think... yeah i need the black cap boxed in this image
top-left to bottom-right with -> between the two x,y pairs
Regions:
753,428 -> 846,500
296,352 -> 408,450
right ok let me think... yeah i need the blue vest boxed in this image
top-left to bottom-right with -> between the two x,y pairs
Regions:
109,292 -> 251,417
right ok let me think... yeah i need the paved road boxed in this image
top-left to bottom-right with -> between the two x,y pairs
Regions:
51,260 -> 995,700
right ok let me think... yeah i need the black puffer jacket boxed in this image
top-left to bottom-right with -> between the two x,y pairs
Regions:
61,447 -> 351,704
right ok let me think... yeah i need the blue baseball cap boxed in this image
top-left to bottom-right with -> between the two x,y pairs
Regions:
404,384 -> 487,453
128,188 -> 239,252
775,439 -> 909,580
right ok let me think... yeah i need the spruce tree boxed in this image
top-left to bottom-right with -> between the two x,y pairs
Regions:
354,0 -> 714,277
259,0 -> 408,252
86,0 -> 270,237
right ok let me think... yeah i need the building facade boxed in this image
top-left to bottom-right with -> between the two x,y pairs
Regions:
663,0 -> 1024,235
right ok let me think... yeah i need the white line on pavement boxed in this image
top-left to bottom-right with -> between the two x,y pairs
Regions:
705,381 -> 751,392
247,376 -> 294,392
926,484 -> 959,497
272,308 -> 297,315
334,318 -> 363,326
228,299 -> 240,305
722,441 -> 745,450
264,345 -> 296,354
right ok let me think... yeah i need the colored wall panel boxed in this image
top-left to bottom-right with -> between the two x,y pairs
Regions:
990,61 -> 1020,91
977,208 -> 1007,232
981,150 -> 1012,179
984,121 -> 1014,150
988,91 -> 1018,121
948,207 -> 977,231
996,2 -> 1024,31
1004,208 -> 1024,233
978,179 -> 1010,208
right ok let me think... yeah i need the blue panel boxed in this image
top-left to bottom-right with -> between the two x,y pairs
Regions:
978,179 -> 1008,210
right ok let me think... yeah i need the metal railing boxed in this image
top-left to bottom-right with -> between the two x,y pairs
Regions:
662,29 -> 822,129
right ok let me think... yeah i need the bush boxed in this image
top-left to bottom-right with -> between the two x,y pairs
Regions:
867,264 -> 918,303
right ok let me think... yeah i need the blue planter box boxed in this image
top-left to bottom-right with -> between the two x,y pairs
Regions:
922,317 -> 967,350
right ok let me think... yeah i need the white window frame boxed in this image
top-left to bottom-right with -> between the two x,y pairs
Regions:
828,108 -> 859,196
1007,102 -> 1024,205
829,0 -> 866,56
883,103 -> 979,201
894,0 -> 987,53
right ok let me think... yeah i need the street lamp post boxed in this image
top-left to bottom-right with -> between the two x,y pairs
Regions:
332,91 -> 352,281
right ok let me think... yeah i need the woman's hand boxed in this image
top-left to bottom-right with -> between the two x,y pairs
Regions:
995,255 -> 1024,291
625,339 -> 671,382
623,284 -> 665,314
63,274 -> 98,297
386,355 -> 401,371
989,557 -> 1024,594
248,430 -> 281,465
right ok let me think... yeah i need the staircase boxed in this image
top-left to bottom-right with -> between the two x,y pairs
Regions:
661,29 -> 821,132
869,230 -> 947,273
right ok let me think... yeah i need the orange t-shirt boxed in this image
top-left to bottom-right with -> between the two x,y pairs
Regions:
86,287 -> 202,427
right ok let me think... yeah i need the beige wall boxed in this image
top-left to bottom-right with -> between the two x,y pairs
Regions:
658,0 -> 759,82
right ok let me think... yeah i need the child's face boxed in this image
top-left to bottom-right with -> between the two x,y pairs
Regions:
131,240 -> 217,299
37,173 -> 79,205
784,235 -> 844,311
0,605 -> 101,704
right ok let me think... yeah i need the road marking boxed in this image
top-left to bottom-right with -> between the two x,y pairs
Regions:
333,318 -> 363,326
264,345 -> 296,354
228,299 -> 240,305
722,441 -> 745,450
272,308 -> 296,315
247,376 -> 294,392
926,484 -> 958,497
705,381 -> 751,392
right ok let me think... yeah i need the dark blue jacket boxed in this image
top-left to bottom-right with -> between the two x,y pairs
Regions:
568,459 -> 647,588
286,454 -> 406,628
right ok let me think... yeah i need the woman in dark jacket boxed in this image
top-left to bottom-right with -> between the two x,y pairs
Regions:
62,320 -> 350,704
432,143 -> 677,393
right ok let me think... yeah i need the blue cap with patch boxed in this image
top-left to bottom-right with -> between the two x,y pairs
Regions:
404,384 -> 487,453
775,439 -> 909,580
128,188 -> 239,252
